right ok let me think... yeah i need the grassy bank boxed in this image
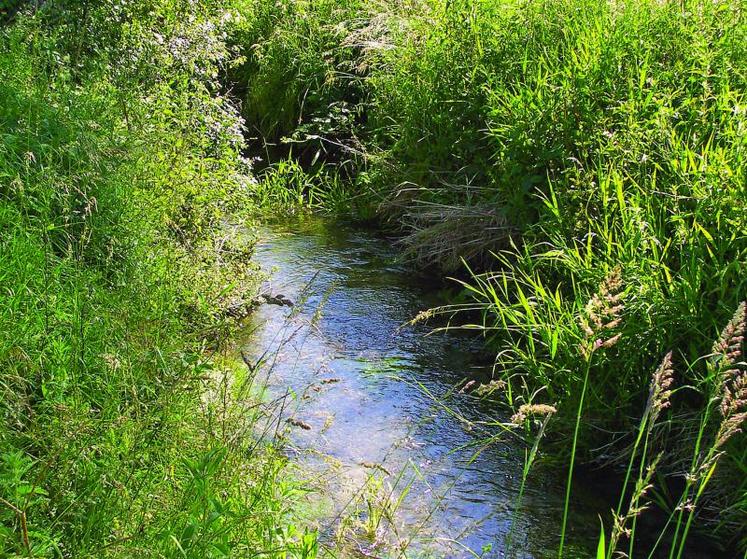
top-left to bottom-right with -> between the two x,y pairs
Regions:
230,0 -> 746,553
0,2 -> 316,557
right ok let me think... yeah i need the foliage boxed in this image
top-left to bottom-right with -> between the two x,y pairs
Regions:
0,2 -> 315,556
3,0 -> 745,554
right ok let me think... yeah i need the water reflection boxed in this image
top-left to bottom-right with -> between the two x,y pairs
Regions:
242,218 -> 601,558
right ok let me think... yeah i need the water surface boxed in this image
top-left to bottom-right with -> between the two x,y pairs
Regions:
242,218 -> 602,558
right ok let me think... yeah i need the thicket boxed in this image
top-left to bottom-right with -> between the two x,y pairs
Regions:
0,2 -> 315,557
232,0 -> 746,553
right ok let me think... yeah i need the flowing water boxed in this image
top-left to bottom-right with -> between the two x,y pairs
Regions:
242,217 -> 605,558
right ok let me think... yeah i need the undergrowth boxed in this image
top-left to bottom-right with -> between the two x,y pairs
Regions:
1,2 -> 315,557
3,0 -> 745,555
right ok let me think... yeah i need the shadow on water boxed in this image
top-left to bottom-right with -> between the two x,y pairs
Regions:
241,216 -> 605,558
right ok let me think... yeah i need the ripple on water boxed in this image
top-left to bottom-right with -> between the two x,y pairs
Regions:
241,218 -> 603,558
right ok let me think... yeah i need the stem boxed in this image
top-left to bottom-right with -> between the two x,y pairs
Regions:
0,498 -> 30,555
668,397 -> 712,559
509,415 -> 550,553
607,414 -> 648,557
673,492 -> 696,559
675,449 -> 721,559
559,358 -> 592,558
646,496 -> 681,559
627,430 -> 652,558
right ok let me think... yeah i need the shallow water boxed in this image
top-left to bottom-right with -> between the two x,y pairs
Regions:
242,218 -> 604,558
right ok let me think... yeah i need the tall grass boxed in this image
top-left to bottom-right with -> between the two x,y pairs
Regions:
0,2 -> 315,556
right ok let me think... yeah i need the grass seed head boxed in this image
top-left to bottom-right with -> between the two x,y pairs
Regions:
711,302 -> 747,449
712,301 -> 746,367
511,403 -> 557,424
647,351 -> 674,428
579,266 -> 625,358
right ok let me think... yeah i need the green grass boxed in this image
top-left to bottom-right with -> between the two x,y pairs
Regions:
0,3 -> 316,557
3,0 -> 745,556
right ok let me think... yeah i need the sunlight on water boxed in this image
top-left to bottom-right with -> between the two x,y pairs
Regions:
241,218 -> 603,558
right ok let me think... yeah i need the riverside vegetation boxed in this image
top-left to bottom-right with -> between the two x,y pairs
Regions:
1,0 -> 745,558
0,2 -> 316,557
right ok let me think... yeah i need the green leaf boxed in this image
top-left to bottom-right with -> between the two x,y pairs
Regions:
596,517 -> 606,559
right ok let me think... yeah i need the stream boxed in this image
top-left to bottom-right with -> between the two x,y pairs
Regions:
242,218 -> 604,558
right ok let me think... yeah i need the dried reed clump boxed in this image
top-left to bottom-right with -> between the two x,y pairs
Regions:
393,200 -> 513,271
511,403 -> 557,424
578,266 -> 625,359
339,12 -> 397,72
